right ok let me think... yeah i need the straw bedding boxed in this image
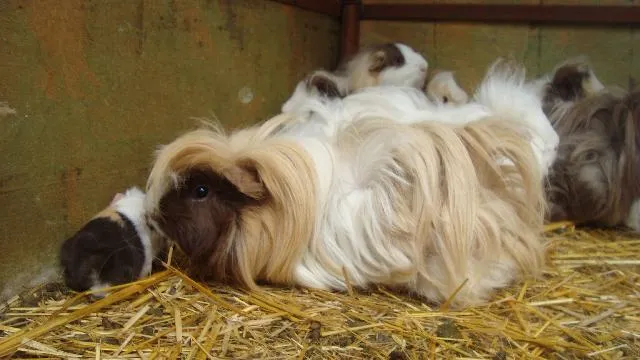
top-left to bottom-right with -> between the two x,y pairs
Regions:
1,223 -> 638,359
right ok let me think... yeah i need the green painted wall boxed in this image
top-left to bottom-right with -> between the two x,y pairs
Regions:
361,0 -> 639,92
0,0 -> 339,300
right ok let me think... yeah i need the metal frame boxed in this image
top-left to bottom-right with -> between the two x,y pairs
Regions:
270,1 -> 640,62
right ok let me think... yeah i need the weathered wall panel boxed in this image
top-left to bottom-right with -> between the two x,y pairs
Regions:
0,0 -> 339,300
361,0 -> 639,91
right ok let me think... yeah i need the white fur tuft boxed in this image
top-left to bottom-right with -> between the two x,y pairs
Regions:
112,186 -> 155,279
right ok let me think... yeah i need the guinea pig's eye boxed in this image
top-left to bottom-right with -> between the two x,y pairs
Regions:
580,150 -> 599,162
442,96 -> 449,104
192,185 -> 209,199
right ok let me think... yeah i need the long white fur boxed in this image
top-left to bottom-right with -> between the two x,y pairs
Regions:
146,111 -> 546,308
278,60 -> 560,178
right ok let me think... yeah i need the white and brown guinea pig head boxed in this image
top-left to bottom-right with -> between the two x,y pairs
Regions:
59,187 -> 164,296
341,42 -> 428,92
425,70 -> 469,106
144,128 -> 268,287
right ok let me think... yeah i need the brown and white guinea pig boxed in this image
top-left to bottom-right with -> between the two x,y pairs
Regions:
527,56 -> 605,116
143,104 -> 547,309
282,43 -> 428,113
424,69 -> 469,106
339,42 -> 429,91
537,59 -> 640,229
59,187 -> 167,296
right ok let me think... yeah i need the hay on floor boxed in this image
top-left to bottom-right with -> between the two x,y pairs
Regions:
0,224 -> 638,359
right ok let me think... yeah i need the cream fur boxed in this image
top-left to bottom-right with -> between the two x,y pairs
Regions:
146,105 -> 547,308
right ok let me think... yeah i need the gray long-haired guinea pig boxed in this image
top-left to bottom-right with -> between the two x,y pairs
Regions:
59,187 -> 167,296
281,42 -> 429,113
539,59 -> 640,229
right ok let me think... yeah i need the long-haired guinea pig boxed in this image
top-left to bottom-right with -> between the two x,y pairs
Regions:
281,43 -> 428,114
539,60 -> 640,229
59,187 -> 167,296
425,70 -> 469,106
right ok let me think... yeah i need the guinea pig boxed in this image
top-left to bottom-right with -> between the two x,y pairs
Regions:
143,60 -> 551,310
279,58 -> 559,179
425,70 -> 469,106
540,60 -> 640,229
281,43 -> 429,114
59,187 -> 167,296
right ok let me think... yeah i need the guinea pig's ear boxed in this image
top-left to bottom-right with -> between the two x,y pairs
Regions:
549,64 -> 588,101
369,49 -> 388,73
549,59 -> 602,102
307,73 -> 342,98
221,163 -> 266,201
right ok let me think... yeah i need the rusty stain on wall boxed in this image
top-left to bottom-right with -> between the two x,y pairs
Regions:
27,0 -> 99,99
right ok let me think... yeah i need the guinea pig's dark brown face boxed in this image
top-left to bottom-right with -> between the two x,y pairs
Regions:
153,169 -> 254,282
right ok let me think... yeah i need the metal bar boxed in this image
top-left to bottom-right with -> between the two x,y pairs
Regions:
361,4 -> 640,25
340,1 -> 362,62
269,0 -> 342,17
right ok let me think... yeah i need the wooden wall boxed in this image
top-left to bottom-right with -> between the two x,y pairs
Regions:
0,0 -> 339,301
361,0 -> 639,91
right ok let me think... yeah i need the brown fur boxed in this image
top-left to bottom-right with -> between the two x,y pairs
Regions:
145,110 -> 546,308
545,67 -> 640,226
